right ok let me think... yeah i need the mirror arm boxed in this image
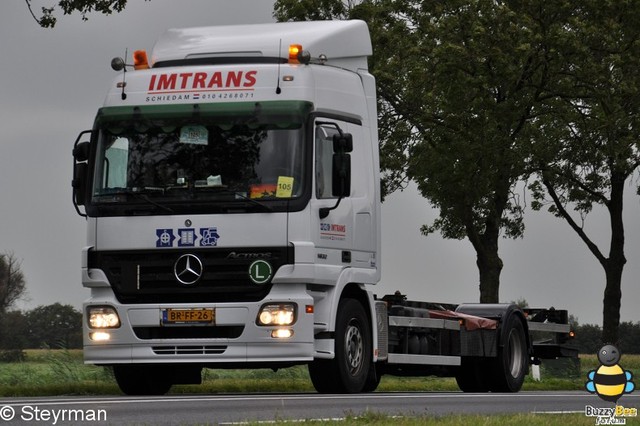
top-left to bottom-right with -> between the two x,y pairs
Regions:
319,196 -> 343,219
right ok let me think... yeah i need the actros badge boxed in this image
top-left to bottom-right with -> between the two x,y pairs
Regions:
174,254 -> 203,285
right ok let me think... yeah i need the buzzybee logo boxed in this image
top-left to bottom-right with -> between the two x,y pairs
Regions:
584,345 -> 637,425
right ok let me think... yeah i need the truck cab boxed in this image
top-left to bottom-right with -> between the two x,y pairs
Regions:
73,20 -> 382,394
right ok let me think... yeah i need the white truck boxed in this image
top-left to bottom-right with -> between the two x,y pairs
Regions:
72,20 -> 577,395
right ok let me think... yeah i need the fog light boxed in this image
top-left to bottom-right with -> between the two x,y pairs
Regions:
271,329 -> 293,339
90,331 -> 111,342
257,303 -> 296,326
87,306 -> 121,329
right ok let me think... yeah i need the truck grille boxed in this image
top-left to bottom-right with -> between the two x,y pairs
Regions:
133,326 -> 244,340
152,346 -> 227,355
89,247 -> 293,304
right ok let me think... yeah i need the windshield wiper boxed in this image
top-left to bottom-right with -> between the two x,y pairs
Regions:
108,189 -> 174,213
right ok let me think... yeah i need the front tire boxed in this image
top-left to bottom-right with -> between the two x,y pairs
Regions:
309,298 -> 372,393
113,365 -> 172,396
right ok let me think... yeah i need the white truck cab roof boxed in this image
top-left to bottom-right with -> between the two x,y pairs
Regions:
150,20 -> 372,73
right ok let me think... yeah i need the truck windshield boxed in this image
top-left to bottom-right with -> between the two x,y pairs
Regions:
90,101 -> 311,215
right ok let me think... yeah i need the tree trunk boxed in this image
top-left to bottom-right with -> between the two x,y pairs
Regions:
464,192 -> 506,304
602,263 -> 623,344
601,172 -> 627,344
543,171 -> 628,346
476,240 -> 503,303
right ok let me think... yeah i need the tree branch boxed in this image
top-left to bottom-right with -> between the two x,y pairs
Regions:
542,178 -> 608,267
24,0 -> 40,24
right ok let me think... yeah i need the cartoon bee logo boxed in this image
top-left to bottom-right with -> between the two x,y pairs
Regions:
586,344 -> 635,403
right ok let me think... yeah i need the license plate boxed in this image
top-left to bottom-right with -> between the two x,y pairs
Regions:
161,308 -> 215,326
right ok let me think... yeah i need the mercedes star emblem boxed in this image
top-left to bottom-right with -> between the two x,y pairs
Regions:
174,254 -> 203,285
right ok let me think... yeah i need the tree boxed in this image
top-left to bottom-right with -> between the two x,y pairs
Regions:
25,0 -> 137,28
618,322 -> 640,354
0,252 -> 27,313
0,310 -> 29,351
530,0 -> 640,344
275,0 -> 566,302
25,303 -> 82,349
573,323 -> 603,354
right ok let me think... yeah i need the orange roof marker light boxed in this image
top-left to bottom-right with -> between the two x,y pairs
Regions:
288,44 -> 302,63
133,50 -> 150,70
288,44 -> 311,65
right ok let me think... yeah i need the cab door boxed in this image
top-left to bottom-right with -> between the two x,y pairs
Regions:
310,118 -> 376,270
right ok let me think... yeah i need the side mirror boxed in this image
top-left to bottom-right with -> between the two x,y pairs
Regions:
72,163 -> 88,206
333,133 -> 353,153
319,132 -> 353,219
331,133 -> 352,197
73,141 -> 91,162
72,131 -> 93,216
332,153 -> 351,197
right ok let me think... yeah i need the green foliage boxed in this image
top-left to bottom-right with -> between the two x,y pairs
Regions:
572,322 -> 640,355
24,303 -> 83,349
0,252 -> 27,313
26,0 -> 143,28
273,0 -> 578,303
274,0 -> 639,325
0,304 -> 82,350
0,350 -> 25,363
527,0 -> 640,344
273,0 -> 350,21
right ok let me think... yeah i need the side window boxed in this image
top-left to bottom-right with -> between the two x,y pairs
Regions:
315,125 -> 339,199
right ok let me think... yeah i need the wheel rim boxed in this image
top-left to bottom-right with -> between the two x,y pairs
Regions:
345,320 -> 364,376
507,328 -> 524,378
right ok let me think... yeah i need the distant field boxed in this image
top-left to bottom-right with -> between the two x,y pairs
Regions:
0,350 -> 637,397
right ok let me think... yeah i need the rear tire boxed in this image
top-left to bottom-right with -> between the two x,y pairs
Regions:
455,357 -> 490,392
113,365 -> 172,396
309,298 -> 372,393
489,315 -> 528,392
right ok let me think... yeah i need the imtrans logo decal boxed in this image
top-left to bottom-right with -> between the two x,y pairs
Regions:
146,70 -> 257,102
320,223 -> 347,241
156,227 -> 220,248
584,344 -> 636,424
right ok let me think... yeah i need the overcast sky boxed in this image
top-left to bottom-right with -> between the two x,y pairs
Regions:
0,0 -> 638,326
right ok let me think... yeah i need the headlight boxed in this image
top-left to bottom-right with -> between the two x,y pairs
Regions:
87,306 -> 121,329
257,303 -> 296,326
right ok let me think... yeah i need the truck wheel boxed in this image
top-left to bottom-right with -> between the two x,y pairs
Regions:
490,315 -> 528,392
308,298 -> 372,393
113,365 -> 172,395
455,358 -> 490,392
362,363 -> 381,393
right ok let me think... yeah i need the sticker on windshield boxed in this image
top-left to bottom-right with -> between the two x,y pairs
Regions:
180,125 -> 208,145
250,184 -> 277,199
276,176 -> 294,198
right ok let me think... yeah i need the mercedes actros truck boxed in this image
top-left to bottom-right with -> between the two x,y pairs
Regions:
72,20 -> 577,395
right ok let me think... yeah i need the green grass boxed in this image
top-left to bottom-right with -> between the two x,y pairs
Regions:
0,350 -> 638,397
2,351 -> 638,425
244,411 -> 615,425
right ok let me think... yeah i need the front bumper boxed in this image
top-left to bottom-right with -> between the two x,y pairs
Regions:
83,284 -> 315,365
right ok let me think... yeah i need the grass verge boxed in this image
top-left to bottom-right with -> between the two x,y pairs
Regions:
0,350 -> 637,397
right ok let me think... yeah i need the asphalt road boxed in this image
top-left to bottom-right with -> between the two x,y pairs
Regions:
1,392 -> 638,424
